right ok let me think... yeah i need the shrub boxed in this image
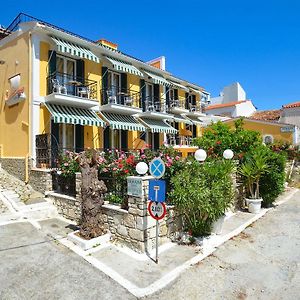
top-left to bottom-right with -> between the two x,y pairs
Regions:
192,119 -> 261,161
59,151 -> 80,177
259,147 -> 287,207
239,145 -> 287,207
170,160 -> 234,236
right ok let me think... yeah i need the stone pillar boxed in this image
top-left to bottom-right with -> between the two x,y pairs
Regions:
126,175 -> 171,253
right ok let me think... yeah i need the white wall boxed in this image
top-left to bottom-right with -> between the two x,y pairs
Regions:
235,101 -> 256,117
223,82 -> 246,103
206,101 -> 256,118
280,107 -> 300,127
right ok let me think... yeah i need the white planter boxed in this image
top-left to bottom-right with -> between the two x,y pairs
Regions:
211,215 -> 225,235
68,230 -> 111,250
246,198 -> 263,214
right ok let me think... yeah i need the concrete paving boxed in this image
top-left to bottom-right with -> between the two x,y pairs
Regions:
144,190 -> 300,300
0,222 -> 135,300
92,244 -> 198,288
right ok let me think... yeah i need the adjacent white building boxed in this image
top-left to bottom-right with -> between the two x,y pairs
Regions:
206,82 -> 256,117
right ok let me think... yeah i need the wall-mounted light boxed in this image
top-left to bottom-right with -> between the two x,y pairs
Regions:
0,60 -> 5,65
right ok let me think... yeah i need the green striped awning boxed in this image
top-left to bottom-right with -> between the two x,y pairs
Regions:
105,56 -> 144,77
186,115 -> 203,125
172,114 -> 193,125
143,70 -> 172,87
170,81 -> 189,92
100,112 -> 146,131
51,36 -> 100,63
45,103 -> 105,127
139,118 -> 177,134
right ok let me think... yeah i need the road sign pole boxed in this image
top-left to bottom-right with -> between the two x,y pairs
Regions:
155,187 -> 159,264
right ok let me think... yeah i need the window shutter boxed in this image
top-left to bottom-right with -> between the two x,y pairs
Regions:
174,89 -> 178,100
165,86 -> 170,107
102,67 -> 108,104
76,59 -> 85,82
48,50 -> 56,76
121,73 -> 127,105
75,125 -> 84,152
154,133 -> 160,150
185,92 -> 189,109
121,130 -> 128,151
140,79 -> 146,111
192,95 -> 196,106
50,120 -> 59,168
154,84 -> 160,102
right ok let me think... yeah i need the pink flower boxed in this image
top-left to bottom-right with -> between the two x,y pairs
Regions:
166,162 -> 171,167
175,156 -> 180,160
103,168 -> 108,172
113,167 -> 117,171
141,154 -> 146,159
64,163 -> 69,167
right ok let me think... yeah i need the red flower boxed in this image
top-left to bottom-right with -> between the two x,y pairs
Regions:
216,140 -> 221,145
118,163 -> 123,168
124,169 -> 129,174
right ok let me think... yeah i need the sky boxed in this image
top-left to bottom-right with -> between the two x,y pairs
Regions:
1,0 -> 300,110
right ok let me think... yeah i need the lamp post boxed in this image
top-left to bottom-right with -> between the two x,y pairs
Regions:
135,161 -> 148,175
194,149 -> 207,162
223,149 -> 234,160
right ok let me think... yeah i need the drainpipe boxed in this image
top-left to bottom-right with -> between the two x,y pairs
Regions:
26,30 -> 32,183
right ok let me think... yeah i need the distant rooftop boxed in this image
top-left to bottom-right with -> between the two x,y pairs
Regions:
282,101 -> 300,109
205,100 -> 249,110
250,109 -> 281,121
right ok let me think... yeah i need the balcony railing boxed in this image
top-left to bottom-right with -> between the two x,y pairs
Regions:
101,86 -> 141,108
47,72 -> 98,100
144,96 -> 165,113
167,135 -> 192,147
167,99 -> 187,111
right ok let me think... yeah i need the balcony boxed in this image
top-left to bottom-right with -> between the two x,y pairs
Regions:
45,72 -> 98,108
168,99 -> 189,114
100,86 -> 142,115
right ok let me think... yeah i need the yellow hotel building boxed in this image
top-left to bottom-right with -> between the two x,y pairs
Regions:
0,13 -> 210,181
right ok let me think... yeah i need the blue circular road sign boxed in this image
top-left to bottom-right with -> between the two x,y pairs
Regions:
149,157 -> 165,179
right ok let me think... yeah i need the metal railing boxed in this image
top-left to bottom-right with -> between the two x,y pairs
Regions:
101,86 -> 141,108
167,99 -> 187,111
144,96 -> 165,113
52,173 -> 76,197
98,175 -> 128,208
47,72 -> 98,100
167,135 -> 192,147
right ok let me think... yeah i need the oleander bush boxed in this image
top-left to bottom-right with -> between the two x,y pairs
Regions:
170,159 -> 234,236
192,119 -> 261,161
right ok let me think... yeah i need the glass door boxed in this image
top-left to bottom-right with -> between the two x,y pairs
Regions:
56,56 -> 76,95
107,71 -> 120,103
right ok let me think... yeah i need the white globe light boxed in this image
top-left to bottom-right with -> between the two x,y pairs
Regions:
136,162 -> 148,175
194,149 -> 207,162
223,149 -> 234,160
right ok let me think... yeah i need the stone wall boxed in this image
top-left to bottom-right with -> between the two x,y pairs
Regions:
0,157 -> 26,181
49,174 -> 182,253
47,172 -> 82,223
29,168 -> 52,194
48,193 -> 82,223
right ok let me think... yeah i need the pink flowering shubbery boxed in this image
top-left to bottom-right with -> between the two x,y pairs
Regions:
59,151 -> 80,177
56,147 -> 185,205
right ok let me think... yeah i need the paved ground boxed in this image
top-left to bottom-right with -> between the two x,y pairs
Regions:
145,190 -> 300,300
0,189 -> 299,299
0,222 -> 135,300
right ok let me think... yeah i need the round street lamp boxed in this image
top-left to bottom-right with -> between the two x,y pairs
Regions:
223,149 -> 234,160
136,161 -> 148,175
194,149 -> 207,162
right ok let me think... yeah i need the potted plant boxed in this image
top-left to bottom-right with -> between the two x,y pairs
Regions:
239,149 -> 269,213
